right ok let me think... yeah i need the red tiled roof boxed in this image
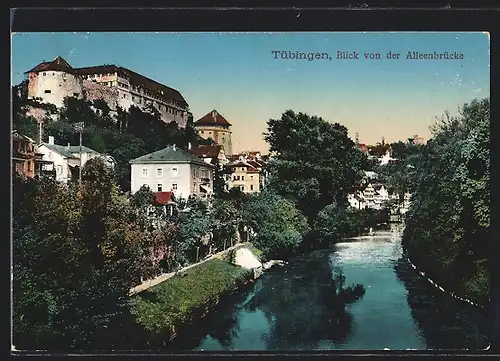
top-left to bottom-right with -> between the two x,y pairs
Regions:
155,191 -> 176,205
189,145 -> 223,159
25,56 -> 74,74
194,109 -> 232,127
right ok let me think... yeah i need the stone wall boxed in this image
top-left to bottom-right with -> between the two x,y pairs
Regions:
82,80 -> 119,110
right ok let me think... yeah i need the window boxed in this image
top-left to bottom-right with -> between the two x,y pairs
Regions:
156,168 -> 163,176
142,168 -> 148,176
27,161 -> 32,171
44,89 -> 51,94
172,183 -> 178,191
250,185 -> 254,191
172,167 -> 178,176
43,72 -> 46,76
250,175 -> 254,179
157,184 -> 163,192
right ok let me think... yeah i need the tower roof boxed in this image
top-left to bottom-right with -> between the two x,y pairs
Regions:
194,109 -> 232,127
25,56 -> 74,74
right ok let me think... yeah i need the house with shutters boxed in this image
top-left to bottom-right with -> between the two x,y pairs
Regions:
129,144 -> 214,200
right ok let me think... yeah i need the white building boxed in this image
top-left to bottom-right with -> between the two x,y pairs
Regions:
129,144 -> 214,199
348,183 -> 392,210
37,136 -> 108,183
379,149 -> 397,165
24,56 -> 190,127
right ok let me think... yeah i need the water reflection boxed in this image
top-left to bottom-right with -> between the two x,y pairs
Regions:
167,233 -> 488,351
244,251 -> 363,349
393,258 -> 490,350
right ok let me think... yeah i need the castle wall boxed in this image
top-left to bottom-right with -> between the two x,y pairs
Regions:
82,79 -> 119,110
27,71 -> 82,108
26,67 -> 189,128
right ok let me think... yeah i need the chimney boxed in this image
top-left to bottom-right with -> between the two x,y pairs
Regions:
212,110 -> 216,119
188,142 -> 192,150
48,136 -> 55,145
67,143 -> 70,150
172,144 -> 176,151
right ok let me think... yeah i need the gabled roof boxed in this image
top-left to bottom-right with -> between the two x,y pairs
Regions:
25,56 -> 74,74
194,109 -> 232,127
130,145 -> 213,167
228,160 -> 260,173
40,144 -> 80,159
189,145 -> 224,159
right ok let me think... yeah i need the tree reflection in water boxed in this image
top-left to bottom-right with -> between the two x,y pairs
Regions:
393,258 -> 489,350
169,250 -> 366,350
245,250 -> 365,349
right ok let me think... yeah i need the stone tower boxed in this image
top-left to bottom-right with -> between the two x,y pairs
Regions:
194,109 -> 233,155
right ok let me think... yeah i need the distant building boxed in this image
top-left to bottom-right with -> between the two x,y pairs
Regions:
12,130 -> 50,178
225,151 -> 268,193
129,144 -> 214,199
37,136 -> 109,183
24,56 -> 190,127
188,144 -> 229,167
358,143 -> 369,155
379,149 -> 397,165
408,134 -> 425,145
194,109 -> 233,155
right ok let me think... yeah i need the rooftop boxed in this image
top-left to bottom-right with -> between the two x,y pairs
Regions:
189,145 -> 224,159
130,145 -> 213,167
194,109 -> 232,127
40,143 -> 100,159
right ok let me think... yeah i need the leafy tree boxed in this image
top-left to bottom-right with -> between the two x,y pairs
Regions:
402,97 -> 490,305
264,110 -> 368,223
311,203 -> 353,247
243,190 -> 309,259
211,199 -> 239,251
177,198 -> 213,264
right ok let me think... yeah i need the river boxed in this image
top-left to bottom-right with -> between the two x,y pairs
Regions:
167,231 -> 490,351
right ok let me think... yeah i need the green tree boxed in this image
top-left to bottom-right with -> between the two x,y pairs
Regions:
312,203 -> 353,247
243,190 -> 309,259
264,110 -> 368,223
402,97 -> 490,305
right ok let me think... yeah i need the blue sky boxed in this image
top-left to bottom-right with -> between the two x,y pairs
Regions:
11,32 -> 490,153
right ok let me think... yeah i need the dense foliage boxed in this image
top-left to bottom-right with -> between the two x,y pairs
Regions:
402,98 -> 490,305
12,158 -> 178,350
264,110 -> 370,224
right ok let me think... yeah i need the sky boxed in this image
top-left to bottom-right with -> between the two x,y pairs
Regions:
11,32 -> 490,153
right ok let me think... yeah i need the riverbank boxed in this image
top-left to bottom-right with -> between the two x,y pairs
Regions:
126,246 -> 263,347
130,242 -> 250,295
